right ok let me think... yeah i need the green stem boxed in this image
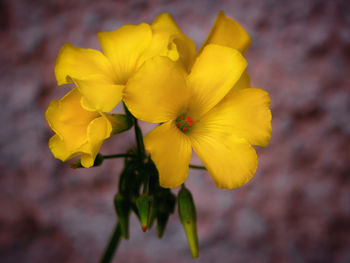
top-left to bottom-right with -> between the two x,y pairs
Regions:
123,102 -> 146,161
99,223 -> 122,263
134,118 -> 145,160
103,153 -> 137,159
189,164 -> 206,170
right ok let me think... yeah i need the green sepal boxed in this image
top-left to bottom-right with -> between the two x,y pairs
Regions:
114,193 -> 130,240
136,194 -> 152,232
178,185 -> 199,258
104,113 -> 132,135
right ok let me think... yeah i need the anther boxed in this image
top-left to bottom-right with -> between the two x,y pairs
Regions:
175,113 -> 194,133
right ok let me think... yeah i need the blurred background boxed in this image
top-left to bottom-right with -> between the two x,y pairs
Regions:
1,0 -> 349,262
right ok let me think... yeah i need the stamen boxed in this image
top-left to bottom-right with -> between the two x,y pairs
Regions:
175,113 -> 194,133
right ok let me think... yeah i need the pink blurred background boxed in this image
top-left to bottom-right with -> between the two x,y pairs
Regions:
1,0 -> 350,262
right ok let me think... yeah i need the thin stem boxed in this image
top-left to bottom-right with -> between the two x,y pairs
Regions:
122,102 -> 132,119
123,102 -> 146,161
103,153 -> 137,159
99,223 -> 122,263
189,164 -> 206,170
134,118 -> 145,160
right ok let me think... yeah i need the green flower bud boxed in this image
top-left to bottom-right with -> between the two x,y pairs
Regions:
136,194 -> 152,232
156,212 -> 170,238
118,155 -> 142,197
178,185 -> 199,258
104,113 -> 132,135
114,193 -> 130,239
147,201 -> 156,228
155,189 -> 176,238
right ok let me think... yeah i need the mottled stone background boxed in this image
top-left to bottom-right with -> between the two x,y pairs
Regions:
1,0 -> 349,262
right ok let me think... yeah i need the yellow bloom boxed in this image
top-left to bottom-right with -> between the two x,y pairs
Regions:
123,13 -> 271,189
45,88 -> 128,168
197,11 -> 251,56
54,13 -> 195,113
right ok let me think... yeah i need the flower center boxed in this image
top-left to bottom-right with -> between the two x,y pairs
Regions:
175,113 -> 194,133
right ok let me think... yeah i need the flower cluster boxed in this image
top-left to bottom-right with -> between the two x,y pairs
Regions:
46,11 -> 272,259
46,11 -> 271,190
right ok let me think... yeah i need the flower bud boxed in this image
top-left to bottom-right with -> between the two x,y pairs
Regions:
155,189 -> 176,238
147,201 -> 156,228
178,185 -> 199,258
114,193 -> 130,239
136,194 -> 152,232
156,212 -> 170,238
104,113 -> 132,135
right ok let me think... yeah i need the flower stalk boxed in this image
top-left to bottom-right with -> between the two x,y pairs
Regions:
99,223 -> 122,263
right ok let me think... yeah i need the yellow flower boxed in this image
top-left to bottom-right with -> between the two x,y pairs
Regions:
123,14 -> 271,189
45,88 -> 128,168
54,13 -> 195,113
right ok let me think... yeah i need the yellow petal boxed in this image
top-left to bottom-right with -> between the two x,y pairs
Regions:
144,121 -> 192,188
191,134 -> 257,189
187,44 -> 247,118
234,71 -> 251,90
124,56 -> 189,123
80,116 -> 112,168
87,115 -> 112,142
48,134 -> 79,162
80,153 -> 95,168
45,89 -> 99,148
145,13 -> 196,71
197,11 -> 251,55
195,88 -> 272,147
98,23 -> 152,84
54,43 -> 116,86
72,74 -> 124,112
